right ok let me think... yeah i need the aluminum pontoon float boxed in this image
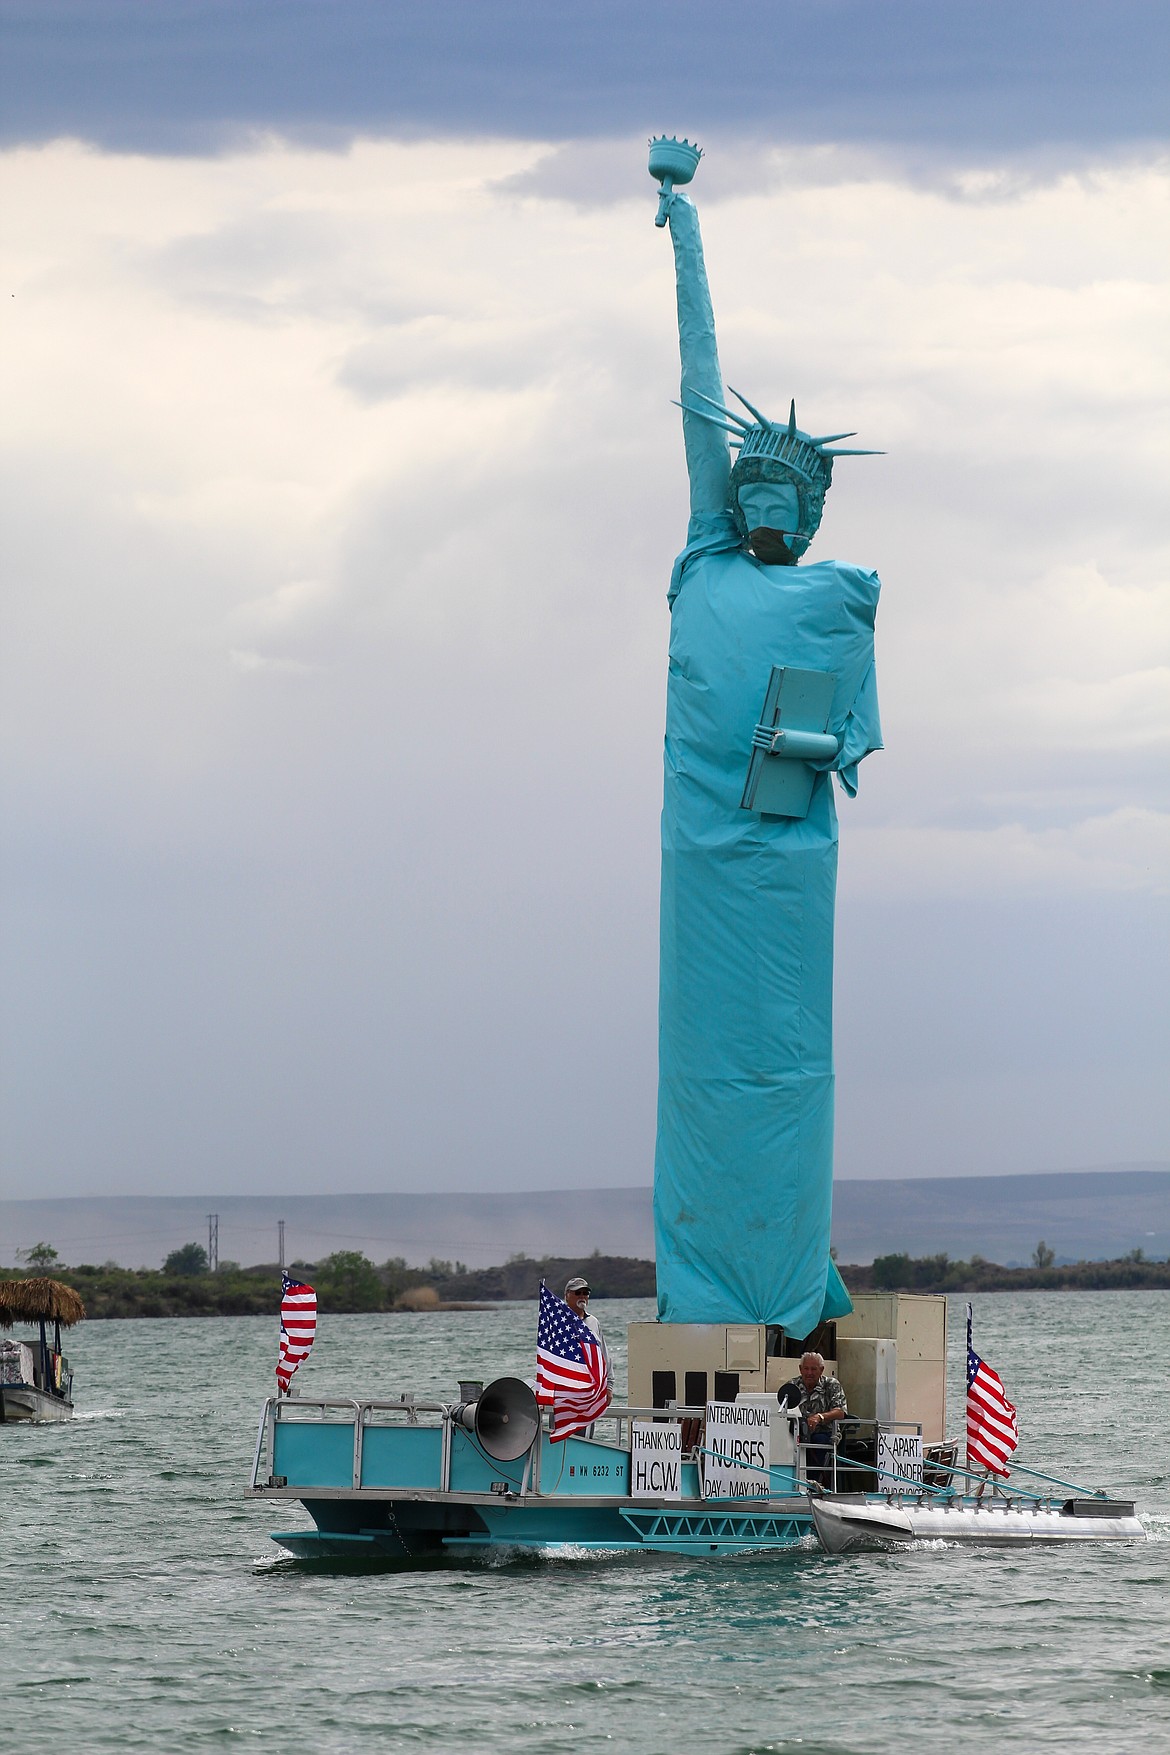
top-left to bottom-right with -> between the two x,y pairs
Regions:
810,1491 -> 1145,1551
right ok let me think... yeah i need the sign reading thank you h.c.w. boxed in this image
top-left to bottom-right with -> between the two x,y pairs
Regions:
630,1420 -> 683,1500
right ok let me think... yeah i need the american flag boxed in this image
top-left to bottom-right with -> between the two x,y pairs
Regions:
966,1303 -> 1018,1478
276,1274 -> 317,1394
535,1281 -> 610,1442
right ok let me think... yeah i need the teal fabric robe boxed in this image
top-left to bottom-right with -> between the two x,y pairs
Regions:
653,197 -> 882,1335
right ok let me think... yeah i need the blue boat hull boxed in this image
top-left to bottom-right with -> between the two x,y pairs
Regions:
251,1406 -> 814,1560
268,1496 -> 815,1560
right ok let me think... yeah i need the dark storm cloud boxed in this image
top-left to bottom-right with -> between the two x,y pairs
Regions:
2,0 -> 1166,157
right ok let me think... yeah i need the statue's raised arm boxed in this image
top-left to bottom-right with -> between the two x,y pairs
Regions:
650,139 -> 732,529
650,136 -> 877,566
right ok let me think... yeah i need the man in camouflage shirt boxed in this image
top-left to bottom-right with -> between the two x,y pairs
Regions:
778,1351 -> 848,1488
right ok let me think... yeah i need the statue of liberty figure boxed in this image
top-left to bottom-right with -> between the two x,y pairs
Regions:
650,141 -> 883,1337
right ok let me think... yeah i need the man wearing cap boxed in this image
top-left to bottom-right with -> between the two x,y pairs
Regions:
564,1277 -> 610,1433
564,1277 -> 607,1360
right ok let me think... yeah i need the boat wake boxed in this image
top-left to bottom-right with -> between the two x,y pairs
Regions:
514,1542 -> 648,1567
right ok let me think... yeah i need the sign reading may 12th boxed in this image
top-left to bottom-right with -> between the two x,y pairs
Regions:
877,1429 -> 923,1488
630,1420 -> 683,1500
702,1401 -> 771,1499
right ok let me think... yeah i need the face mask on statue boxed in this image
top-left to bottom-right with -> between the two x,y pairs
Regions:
735,480 -> 804,565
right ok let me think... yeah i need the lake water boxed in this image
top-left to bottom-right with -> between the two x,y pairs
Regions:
3,1292 -> 1169,1752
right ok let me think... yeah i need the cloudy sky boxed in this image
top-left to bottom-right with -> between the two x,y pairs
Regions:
1,1 -> 1167,1202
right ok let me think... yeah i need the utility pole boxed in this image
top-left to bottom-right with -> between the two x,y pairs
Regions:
207,1213 -> 219,1274
278,1219 -> 286,1274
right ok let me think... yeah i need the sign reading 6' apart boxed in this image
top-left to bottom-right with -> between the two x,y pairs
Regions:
878,1429 -> 923,1488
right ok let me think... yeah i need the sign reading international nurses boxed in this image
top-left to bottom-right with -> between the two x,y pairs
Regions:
877,1429 -> 923,1488
702,1400 -> 771,1499
630,1420 -> 683,1500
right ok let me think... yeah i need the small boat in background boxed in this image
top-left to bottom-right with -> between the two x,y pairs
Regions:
0,1277 -> 85,1423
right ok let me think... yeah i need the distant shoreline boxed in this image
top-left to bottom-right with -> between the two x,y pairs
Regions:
3,1249 -> 1168,1320
3,1167 -> 1166,1276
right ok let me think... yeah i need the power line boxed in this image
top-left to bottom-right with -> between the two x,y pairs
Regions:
3,1212 -> 650,1269
1,1221 -> 639,1257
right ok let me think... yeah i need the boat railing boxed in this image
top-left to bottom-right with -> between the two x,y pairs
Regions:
250,1394 -> 452,1492
870,1454 -> 1096,1508
251,1396 -> 724,1495
823,1425 -> 1113,1507
691,1414 -> 931,1497
255,1397 -> 1078,1507
591,1402 -> 706,1446
794,1415 -> 924,1495
815,1417 -> 1058,1504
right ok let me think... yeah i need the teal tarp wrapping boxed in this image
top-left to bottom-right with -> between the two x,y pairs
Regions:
653,192 -> 881,1336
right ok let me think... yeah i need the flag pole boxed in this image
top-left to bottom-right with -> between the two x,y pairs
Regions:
965,1299 -> 985,1497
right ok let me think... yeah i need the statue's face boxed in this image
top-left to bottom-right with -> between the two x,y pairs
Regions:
737,481 -> 802,564
737,480 -> 800,535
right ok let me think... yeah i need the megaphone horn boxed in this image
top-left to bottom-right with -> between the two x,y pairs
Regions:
457,1376 -> 540,1462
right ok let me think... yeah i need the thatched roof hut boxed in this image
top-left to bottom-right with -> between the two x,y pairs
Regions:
0,1278 -> 86,1328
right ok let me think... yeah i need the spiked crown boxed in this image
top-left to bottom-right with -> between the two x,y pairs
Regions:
676,386 -> 880,557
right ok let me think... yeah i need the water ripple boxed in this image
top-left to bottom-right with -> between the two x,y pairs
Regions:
3,1296 -> 1170,1751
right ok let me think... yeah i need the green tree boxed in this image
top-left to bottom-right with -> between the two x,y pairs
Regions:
872,1253 -> 912,1290
318,1250 -> 383,1311
872,1251 -> 951,1290
379,1256 -> 411,1301
20,1241 -> 60,1271
164,1242 -> 209,1276
1032,1241 -> 1055,1269
918,1253 -> 950,1287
